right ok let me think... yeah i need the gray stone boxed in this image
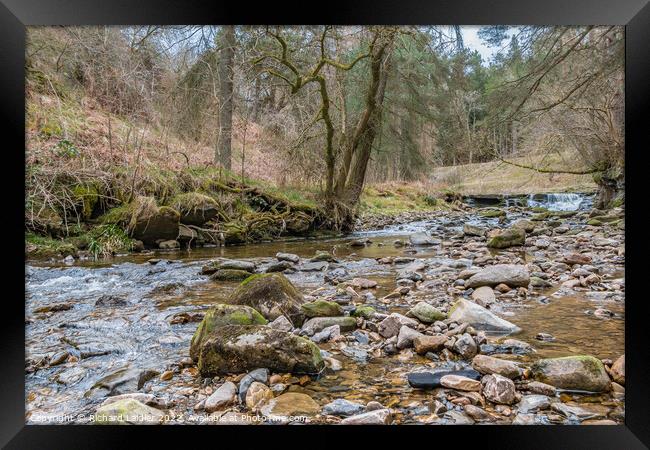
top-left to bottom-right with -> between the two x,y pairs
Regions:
322,399 -> 366,417
466,264 -> 530,288
448,298 -> 521,334
206,381 -> 238,412
340,408 -> 392,424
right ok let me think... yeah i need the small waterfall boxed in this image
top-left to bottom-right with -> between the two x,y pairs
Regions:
527,193 -> 586,211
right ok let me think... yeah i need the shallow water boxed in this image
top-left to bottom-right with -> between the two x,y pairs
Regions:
25,204 -> 624,424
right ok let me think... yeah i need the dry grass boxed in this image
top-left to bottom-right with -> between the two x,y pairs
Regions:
429,152 -> 597,195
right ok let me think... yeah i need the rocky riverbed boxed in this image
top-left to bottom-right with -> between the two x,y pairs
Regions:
25,197 -> 625,425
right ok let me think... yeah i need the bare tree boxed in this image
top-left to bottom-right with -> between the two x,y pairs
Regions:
217,26 -> 236,170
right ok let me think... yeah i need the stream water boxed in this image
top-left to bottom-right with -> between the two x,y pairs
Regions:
25,193 -> 625,425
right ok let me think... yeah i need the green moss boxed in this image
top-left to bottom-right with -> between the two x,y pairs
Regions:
210,269 -> 253,282
72,183 -> 100,220
167,192 -> 218,214
479,208 -> 506,218
189,304 -> 267,360
25,232 -> 77,259
300,300 -> 343,318
352,305 -> 376,319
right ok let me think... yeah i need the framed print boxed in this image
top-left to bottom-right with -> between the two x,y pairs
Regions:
2,0 -> 649,447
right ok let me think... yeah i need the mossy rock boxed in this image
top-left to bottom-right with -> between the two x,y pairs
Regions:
487,228 -> 526,249
479,208 -> 506,218
223,222 -> 247,245
310,251 -> 335,262
531,212 -> 550,221
71,183 -> 100,220
169,192 -> 219,226
587,218 -> 603,226
352,306 -> 377,320
300,300 -> 343,318
531,355 -> 611,392
230,273 -> 305,326
189,304 -> 267,361
210,269 -> 253,282
407,302 -> 446,323
197,325 -> 324,376
101,196 -> 180,246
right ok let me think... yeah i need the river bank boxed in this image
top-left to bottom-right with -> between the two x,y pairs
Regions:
25,194 -> 625,425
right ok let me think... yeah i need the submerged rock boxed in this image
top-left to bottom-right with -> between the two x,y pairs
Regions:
190,304 -> 268,361
259,392 -> 320,423
409,232 -> 439,246
531,355 -> 611,392
85,368 -> 159,399
197,325 -> 324,376
340,408 -> 392,425
448,298 -> 521,334
229,273 -> 305,326
322,398 -> 365,417
407,369 -> 481,389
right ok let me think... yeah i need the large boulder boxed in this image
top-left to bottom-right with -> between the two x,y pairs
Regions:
531,355 -> 611,392
170,192 -> 219,226
487,228 -> 526,248
229,273 -> 305,326
123,197 -> 180,245
465,264 -> 530,288
94,398 -> 165,425
448,298 -> 521,334
190,304 -> 268,361
197,325 -> 324,376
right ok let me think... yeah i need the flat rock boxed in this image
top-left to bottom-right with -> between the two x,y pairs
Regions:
472,354 -> 522,379
205,381 -> 238,412
448,298 -> 521,334
440,374 -> 481,391
322,399 -> 366,417
407,369 -> 481,389
340,408 -> 392,424
465,264 -> 530,288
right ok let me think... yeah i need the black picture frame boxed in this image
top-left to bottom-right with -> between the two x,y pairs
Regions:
2,0 -> 648,447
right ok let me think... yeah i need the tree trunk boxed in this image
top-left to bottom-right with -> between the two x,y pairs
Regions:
217,25 -> 235,170
595,170 -> 624,209
328,32 -> 394,230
